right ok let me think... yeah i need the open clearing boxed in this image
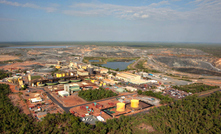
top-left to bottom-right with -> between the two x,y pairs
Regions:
0,55 -> 19,61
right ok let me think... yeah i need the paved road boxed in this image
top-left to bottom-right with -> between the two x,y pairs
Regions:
131,57 -> 143,69
41,88 -> 71,113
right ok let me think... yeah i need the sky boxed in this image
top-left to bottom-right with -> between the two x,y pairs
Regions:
0,0 -> 221,43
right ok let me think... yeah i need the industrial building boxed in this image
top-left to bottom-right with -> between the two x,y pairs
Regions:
64,83 -> 81,94
87,67 -> 95,75
58,91 -> 69,97
99,68 -> 108,74
103,79 -> 116,85
116,72 -> 141,82
30,97 -> 43,103
77,69 -> 89,76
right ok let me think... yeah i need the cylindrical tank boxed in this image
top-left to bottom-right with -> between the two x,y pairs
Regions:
131,99 -> 139,108
62,73 -> 65,77
116,102 -> 125,112
37,82 -> 40,86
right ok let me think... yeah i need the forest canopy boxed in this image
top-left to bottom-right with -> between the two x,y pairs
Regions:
1,82 -> 221,134
78,87 -> 118,101
172,83 -> 219,93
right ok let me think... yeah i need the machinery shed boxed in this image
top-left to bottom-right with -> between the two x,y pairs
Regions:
58,91 -> 69,97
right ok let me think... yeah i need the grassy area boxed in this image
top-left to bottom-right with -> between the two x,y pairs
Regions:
178,78 -> 192,82
31,75 -> 42,80
172,83 -> 219,93
196,88 -> 221,96
83,57 -> 138,64
0,70 -> 12,79
134,59 -> 161,73
78,87 -> 117,101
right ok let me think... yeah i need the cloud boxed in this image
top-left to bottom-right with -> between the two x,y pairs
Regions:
149,1 -> 169,7
0,0 -> 57,12
62,0 -> 221,22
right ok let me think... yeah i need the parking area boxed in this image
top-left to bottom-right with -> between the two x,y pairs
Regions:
163,88 -> 191,99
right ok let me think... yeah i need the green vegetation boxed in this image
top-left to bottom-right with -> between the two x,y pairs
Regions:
135,59 -> 160,73
107,70 -> 117,76
165,73 -> 179,77
1,81 -> 221,133
31,75 -> 42,80
0,84 -> 36,133
0,83 -> 93,133
0,59 -> 23,64
0,69 -> 11,79
78,87 -> 117,101
138,92 -> 221,133
51,68 -> 59,76
178,78 -> 192,82
20,84 -> 27,90
138,90 -> 174,104
83,57 -> 138,64
172,83 -> 219,93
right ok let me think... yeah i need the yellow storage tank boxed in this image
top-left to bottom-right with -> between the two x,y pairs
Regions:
116,102 -> 125,112
55,65 -> 61,69
131,99 -> 139,108
37,82 -> 40,86
56,74 -> 59,77
62,73 -> 65,77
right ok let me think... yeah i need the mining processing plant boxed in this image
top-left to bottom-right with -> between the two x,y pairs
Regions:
101,99 -> 154,118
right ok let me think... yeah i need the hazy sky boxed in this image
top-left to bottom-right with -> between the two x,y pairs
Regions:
0,0 -> 221,43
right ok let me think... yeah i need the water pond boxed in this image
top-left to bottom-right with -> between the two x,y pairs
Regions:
101,60 -> 134,70
89,60 -> 100,62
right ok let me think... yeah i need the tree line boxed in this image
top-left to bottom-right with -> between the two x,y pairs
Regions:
78,87 -> 118,101
172,83 -> 219,93
1,82 -> 221,133
0,69 -> 12,79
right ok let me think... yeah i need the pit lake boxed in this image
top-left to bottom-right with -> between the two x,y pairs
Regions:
101,60 -> 135,70
89,60 -> 100,62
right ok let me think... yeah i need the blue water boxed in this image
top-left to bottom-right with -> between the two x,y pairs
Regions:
101,60 -> 134,70
89,60 -> 100,62
7,46 -> 72,48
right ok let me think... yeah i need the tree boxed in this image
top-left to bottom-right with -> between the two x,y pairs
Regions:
137,90 -> 143,95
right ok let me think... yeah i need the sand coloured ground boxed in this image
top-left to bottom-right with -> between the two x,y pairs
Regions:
0,55 -> 20,61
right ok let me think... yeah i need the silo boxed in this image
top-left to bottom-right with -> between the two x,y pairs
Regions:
131,99 -> 139,108
116,102 -> 125,112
